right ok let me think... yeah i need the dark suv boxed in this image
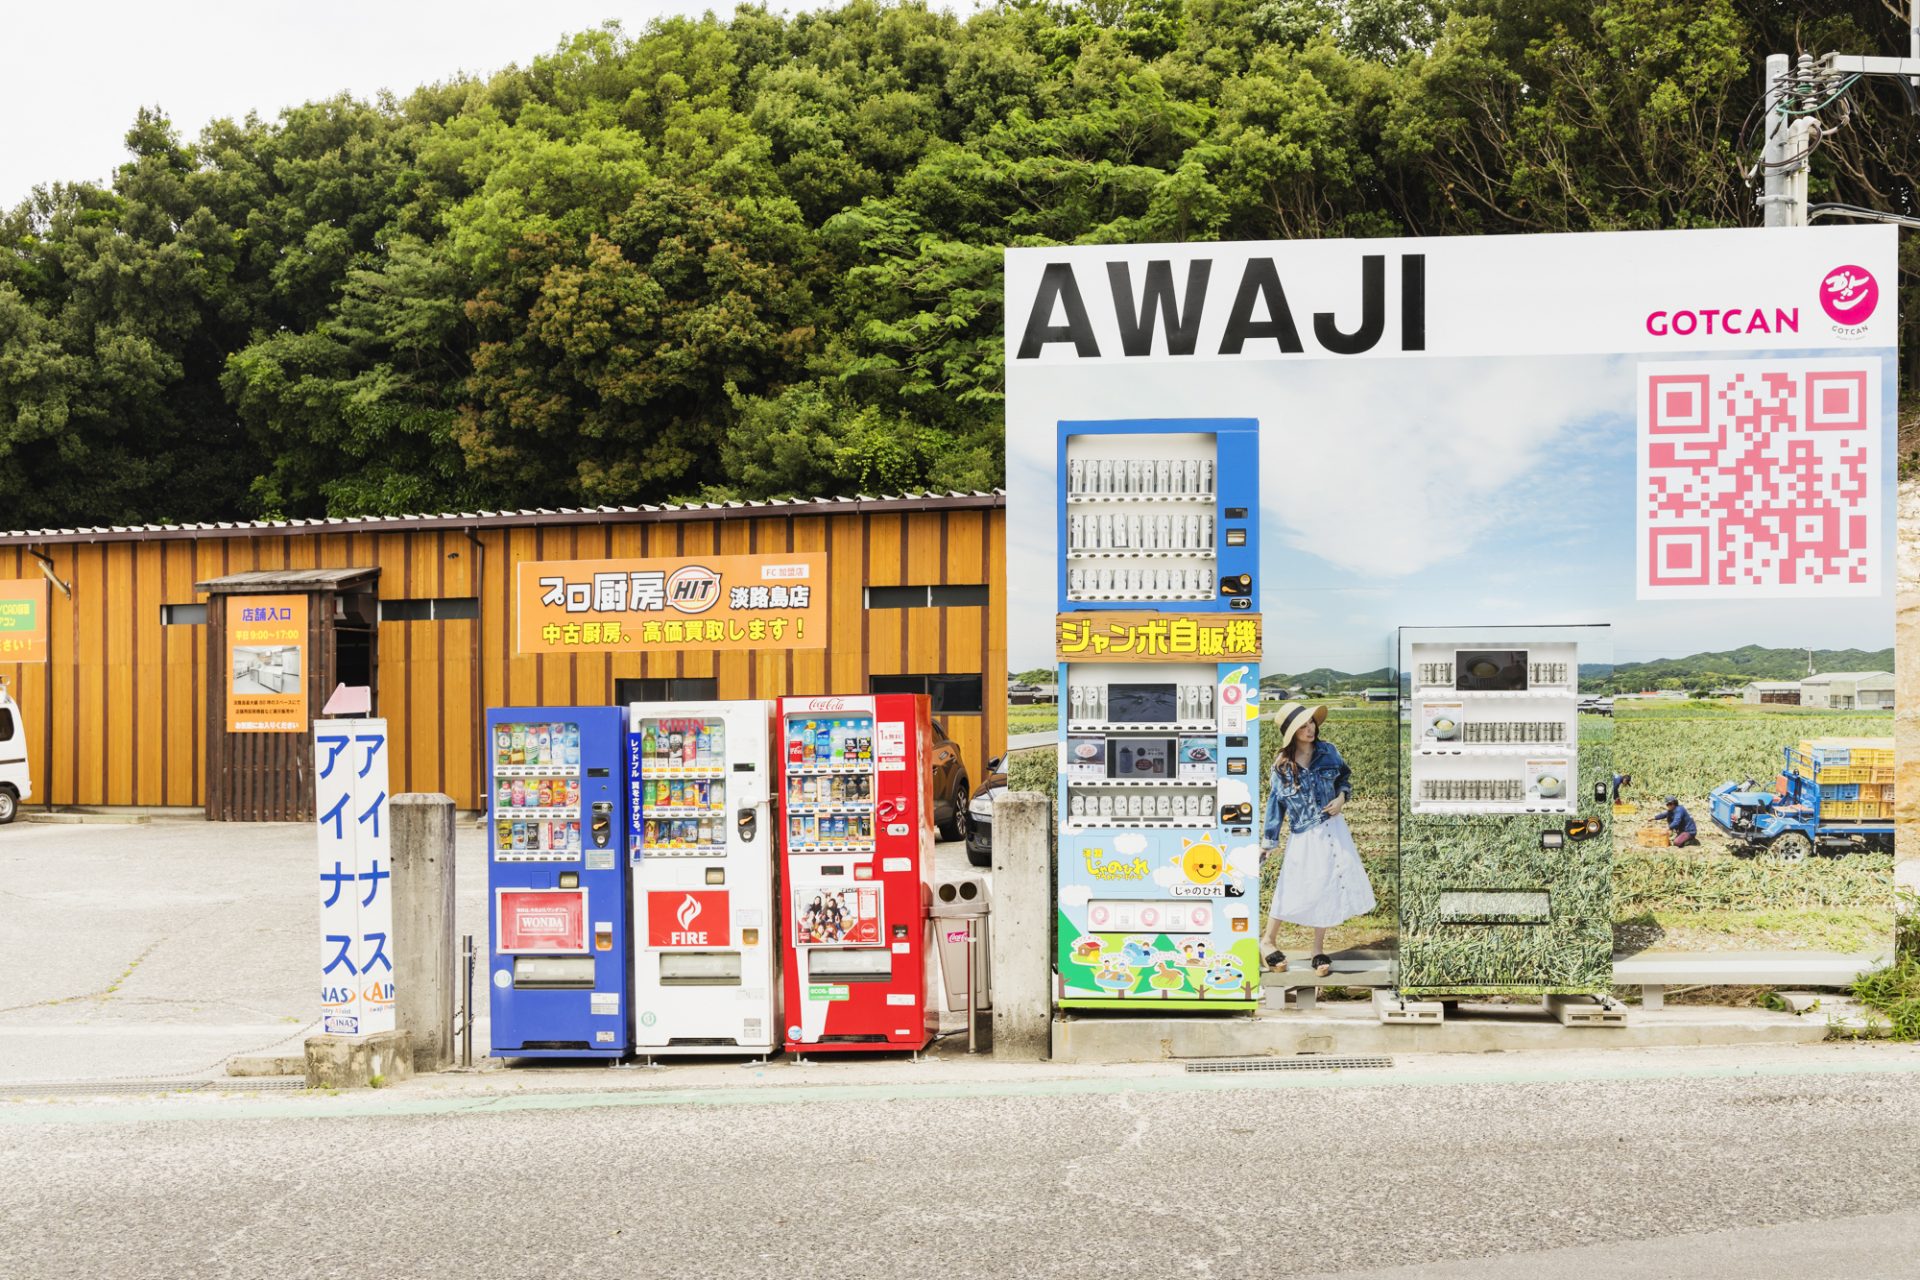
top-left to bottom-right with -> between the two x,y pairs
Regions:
930,720 -> 971,843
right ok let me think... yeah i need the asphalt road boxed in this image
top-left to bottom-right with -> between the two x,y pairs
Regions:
4,1055 -> 1920,1278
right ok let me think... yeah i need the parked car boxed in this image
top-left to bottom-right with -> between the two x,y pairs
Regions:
930,720 -> 971,843
0,677 -> 28,823
965,755 -> 1008,868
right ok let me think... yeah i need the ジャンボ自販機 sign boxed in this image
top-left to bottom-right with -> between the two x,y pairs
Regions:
515,554 -> 826,655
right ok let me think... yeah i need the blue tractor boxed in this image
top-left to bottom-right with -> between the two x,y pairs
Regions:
1709,747 -> 1894,861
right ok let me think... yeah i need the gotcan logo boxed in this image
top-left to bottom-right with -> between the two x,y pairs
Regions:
1820,265 -> 1878,326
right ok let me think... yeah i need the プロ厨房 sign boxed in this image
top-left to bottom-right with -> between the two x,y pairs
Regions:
515,554 -> 826,655
0,579 -> 48,664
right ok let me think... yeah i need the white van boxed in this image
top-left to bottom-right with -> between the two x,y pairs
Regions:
0,677 -> 29,823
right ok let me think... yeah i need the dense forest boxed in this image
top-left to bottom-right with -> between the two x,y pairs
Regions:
0,0 -> 1913,528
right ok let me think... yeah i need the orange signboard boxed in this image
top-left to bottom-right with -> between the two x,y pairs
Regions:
515,555 -> 827,655
227,594 -> 308,733
0,579 -> 49,664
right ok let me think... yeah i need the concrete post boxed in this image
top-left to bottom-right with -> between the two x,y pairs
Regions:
991,791 -> 1052,1060
391,793 -> 456,1073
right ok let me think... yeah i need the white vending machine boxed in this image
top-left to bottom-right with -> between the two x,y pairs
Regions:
626,700 -> 777,1057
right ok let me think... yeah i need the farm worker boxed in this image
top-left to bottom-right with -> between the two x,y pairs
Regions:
1610,773 -> 1632,803
1662,796 -> 1697,848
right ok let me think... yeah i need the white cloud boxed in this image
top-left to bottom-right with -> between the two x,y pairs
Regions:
1058,884 -> 1091,908
1112,833 -> 1148,857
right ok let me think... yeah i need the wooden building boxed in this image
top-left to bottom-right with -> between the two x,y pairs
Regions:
0,492 -> 1007,817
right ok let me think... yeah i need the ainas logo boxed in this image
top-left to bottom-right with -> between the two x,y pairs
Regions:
1820,264 -> 1878,338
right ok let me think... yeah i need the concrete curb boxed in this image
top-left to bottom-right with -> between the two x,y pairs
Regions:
1052,1004 -> 1830,1062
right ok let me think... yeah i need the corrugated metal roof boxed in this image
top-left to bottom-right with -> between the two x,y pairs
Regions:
1801,671 -> 1894,683
0,490 -> 1005,547
195,567 -> 383,593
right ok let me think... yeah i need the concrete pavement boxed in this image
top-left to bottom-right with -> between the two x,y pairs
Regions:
0,815 -> 978,1085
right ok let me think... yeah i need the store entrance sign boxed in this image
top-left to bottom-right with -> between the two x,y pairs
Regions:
227,595 -> 307,733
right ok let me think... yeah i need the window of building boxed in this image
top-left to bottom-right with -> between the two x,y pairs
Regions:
377,597 -> 480,622
614,678 -> 720,705
869,673 -> 985,715
863,584 -> 990,609
160,603 -> 207,625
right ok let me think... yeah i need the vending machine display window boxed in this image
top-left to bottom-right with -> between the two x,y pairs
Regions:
633,714 -> 730,857
490,718 -> 585,862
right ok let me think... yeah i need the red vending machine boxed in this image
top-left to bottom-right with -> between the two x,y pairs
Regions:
777,693 -> 935,1054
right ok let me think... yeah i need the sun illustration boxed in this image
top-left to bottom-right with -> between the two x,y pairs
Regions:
1174,837 -> 1225,885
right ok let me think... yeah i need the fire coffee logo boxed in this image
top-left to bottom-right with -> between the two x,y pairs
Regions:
654,890 -> 722,947
1819,265 -> 1878,334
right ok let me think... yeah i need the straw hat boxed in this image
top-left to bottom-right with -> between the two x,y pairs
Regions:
1271,701 -> 1328,751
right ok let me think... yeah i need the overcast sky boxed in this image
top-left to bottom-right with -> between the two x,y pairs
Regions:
0,1 -> 857,208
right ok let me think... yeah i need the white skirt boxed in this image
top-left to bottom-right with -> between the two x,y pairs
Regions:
1269,814 -> 1376,929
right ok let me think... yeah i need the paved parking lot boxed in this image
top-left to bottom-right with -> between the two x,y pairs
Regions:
0,815 -> 973,1084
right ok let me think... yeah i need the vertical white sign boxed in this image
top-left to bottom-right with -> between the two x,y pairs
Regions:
315,718 -> 394,1037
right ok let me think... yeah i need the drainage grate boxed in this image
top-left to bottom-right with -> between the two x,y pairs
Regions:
1186,1055 -> 1393,1073
5,1078 -> 310,1097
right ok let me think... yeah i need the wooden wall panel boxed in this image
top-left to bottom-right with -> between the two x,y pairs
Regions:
9,504 -> 1007,812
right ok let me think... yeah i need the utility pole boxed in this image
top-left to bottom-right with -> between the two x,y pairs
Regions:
1755,2 -> 1920,229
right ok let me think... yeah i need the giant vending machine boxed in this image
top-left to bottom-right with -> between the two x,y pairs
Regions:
777,693 -> 936,1052
1053,419 -> 1266,1009
1398,625 -> 1614,997
486,705 -> 631,1058
626,700 -> 778,1056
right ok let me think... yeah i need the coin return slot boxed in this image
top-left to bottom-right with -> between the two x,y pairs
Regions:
659,952 -> 742,987
1225,529 -> 1246,546
704,867 -> 726,885
512,957 -> 596,989
807,948 -> 892,982
558,872 -> 578,888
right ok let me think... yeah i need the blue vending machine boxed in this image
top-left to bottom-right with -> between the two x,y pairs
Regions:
486,705 -> 631,1058
1053,419 -> 1266,1009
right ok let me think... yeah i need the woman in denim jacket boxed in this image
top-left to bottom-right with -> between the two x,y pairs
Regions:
1260,701 -> 1375,976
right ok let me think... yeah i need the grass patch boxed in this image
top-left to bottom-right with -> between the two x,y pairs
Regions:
1615,908 -> 1892,954
1851,954 -> 1920,1040
1007,703 -> 1057,734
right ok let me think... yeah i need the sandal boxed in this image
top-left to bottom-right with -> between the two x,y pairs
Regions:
1311,954 -> 1333,977
1264,949 -> 1288,973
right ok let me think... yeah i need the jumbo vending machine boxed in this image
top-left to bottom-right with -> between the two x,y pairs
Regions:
486,705 -> 631,1057
626,700 -> 778,1056
1054,419 -> 1266,1009
777,694 -> 936,1052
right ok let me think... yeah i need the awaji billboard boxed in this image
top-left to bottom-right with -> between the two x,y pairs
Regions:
1006,227 -> 1898,992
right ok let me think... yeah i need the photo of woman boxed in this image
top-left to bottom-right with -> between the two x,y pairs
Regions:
1260,701 -> 1376,976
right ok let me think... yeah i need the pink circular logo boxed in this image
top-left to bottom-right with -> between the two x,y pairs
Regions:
1819,265 -> 1878,325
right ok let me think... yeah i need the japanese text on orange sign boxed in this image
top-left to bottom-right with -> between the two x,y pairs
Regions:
227,594 -> 308,733
0,579 -> 49,664
515,554 -> 827,655
1056,612 -> 1262,663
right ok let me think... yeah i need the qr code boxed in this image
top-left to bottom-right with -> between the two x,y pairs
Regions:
1638,359 -> 1880,598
